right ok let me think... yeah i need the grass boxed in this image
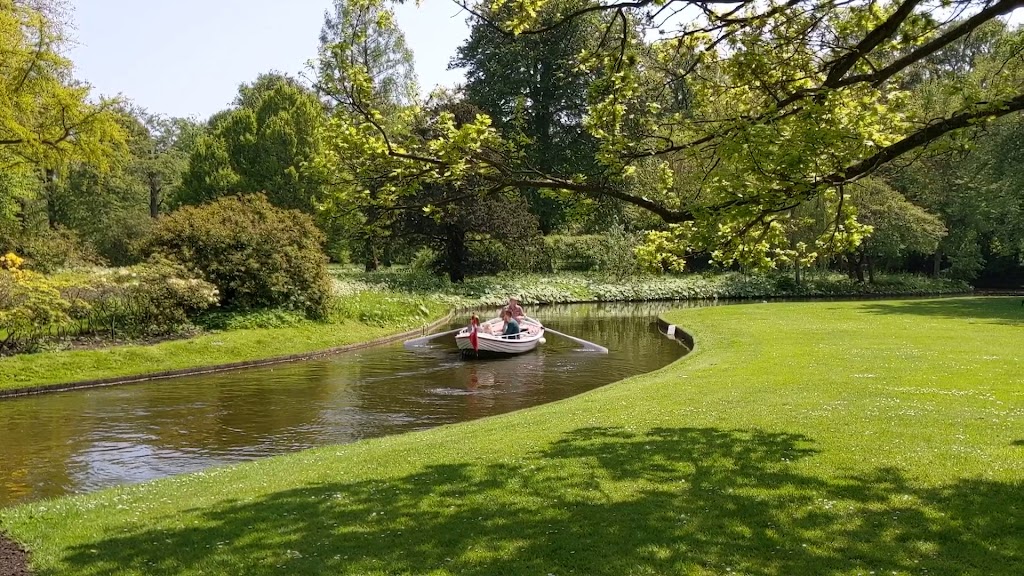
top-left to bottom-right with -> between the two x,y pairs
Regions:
0,293 -> 450,392
2,296 -> 1022,575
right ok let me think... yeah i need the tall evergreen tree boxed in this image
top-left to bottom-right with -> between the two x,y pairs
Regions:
177,73 -> 328,213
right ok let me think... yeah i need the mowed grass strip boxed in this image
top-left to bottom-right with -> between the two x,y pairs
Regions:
2,297 -> 1022,575
0,300 -> 450,392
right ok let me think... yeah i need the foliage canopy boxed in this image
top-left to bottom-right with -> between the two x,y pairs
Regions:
320,0 -> 1024,269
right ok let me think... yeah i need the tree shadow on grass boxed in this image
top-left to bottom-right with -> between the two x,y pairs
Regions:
50,427 -> 1023,575
860,297 -> 1024,326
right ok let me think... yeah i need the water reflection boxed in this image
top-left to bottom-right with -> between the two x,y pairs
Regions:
0,302 -> 688,507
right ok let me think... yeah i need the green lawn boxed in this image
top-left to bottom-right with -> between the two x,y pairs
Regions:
2,297 -> 1022,575
0,301 -> 450,393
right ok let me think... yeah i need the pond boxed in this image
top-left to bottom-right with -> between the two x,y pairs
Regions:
0,301 -> 700,508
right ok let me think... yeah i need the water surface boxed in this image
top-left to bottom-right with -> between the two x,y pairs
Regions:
0,302 -> 692,507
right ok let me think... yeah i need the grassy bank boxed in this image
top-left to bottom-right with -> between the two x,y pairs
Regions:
0,293 -> 449,393
3,297 -> 1021,575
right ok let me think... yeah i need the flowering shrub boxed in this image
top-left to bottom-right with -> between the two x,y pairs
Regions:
1,252 -> 25,270
0,269 -> 72,353
0,261 -> 218,354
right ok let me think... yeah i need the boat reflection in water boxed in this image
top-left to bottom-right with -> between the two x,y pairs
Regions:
0,301 -> 688,507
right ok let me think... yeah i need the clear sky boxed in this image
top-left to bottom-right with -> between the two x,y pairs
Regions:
69,0 -> 473,120
69,1 -> 1023,121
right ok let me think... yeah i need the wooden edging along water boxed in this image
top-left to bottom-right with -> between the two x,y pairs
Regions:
0,312 -> 455,400
657,317 -> 696,352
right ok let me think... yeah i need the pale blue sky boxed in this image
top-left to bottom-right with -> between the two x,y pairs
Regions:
69,2 -> 1023,121
69,0 -> 473,119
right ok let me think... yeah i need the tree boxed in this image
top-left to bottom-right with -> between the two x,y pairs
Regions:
880,21 -> 1024,281
0,0 -> 123,189
176,73 -> 328,213
318,0 -> 417,109
43,106 -> 200,264
324,0 -> 1024,269
848,179 -> 946,282
315,0 -> 419,270
135,114 -> 199,218
396,98 -> 543,282
450,0 -> 608,232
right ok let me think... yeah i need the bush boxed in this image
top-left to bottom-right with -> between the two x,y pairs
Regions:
329,291 -> 438,327
0,269 -> 72,353
144,194 -> 332,317
545,235 -> 603,271
89,212 -> 154,266
0,261 -> 219,353
17,227 -> 103,273
80,259 -> 220,338
545,227 -> 640,277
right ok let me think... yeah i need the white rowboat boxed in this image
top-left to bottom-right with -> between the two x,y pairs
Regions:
455,317 -> 545,356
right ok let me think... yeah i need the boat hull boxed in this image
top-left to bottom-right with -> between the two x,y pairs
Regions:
455,318 -> 544,357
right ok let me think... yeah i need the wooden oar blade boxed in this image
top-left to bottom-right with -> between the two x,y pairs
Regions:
403,327 -> 460,349
544,326 -> 609,354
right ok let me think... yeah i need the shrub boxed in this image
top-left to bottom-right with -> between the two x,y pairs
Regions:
545,235 -> 603,271
89,212 -> 154,266
0,269 -> 72,353
545,227 -> 640,277
0,261 -> 219,353
329,291 -> 437,327
17,227 -> 103,273
83,259 -> 220,337
144,194 -> 332,317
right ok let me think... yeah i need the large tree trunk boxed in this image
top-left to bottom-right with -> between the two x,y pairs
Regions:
933,250 -> 942,278
148,174 -> 161,218
866,253 -> 876,284
362,200 -> 379,272
794,263 -> 802,286
362,235 -> 379,272
528,60 -> 558,234
444,225 -> 467,283
43,168 -> 58,229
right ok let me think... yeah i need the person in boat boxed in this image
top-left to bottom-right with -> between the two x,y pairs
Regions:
500,309 -> 520,339
502,297 -> 525,319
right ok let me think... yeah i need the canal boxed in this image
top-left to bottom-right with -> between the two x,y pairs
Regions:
0,301 -> 694,507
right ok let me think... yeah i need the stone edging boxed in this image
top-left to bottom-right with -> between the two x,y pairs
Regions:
0,312 -> 455,400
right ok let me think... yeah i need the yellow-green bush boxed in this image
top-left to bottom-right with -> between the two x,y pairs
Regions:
143,194 -> 332,318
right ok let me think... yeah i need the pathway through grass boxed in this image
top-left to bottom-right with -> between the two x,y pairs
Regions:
2,297 -> 1021,575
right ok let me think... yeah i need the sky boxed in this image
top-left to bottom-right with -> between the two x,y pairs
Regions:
69,1 -> 1024,121
69,0 -> 473,119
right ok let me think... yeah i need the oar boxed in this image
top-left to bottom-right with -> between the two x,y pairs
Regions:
525,316 -> 608,354
403,327 -> 462,349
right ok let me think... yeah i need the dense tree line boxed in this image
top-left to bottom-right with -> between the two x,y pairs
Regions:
2,0 -> 1023,285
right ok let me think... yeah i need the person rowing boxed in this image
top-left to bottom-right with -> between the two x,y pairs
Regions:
502,296 -> 524,320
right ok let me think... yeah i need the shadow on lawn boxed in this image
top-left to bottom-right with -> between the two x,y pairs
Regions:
51,427 -> 1022,576
861,297 -> 1024,326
